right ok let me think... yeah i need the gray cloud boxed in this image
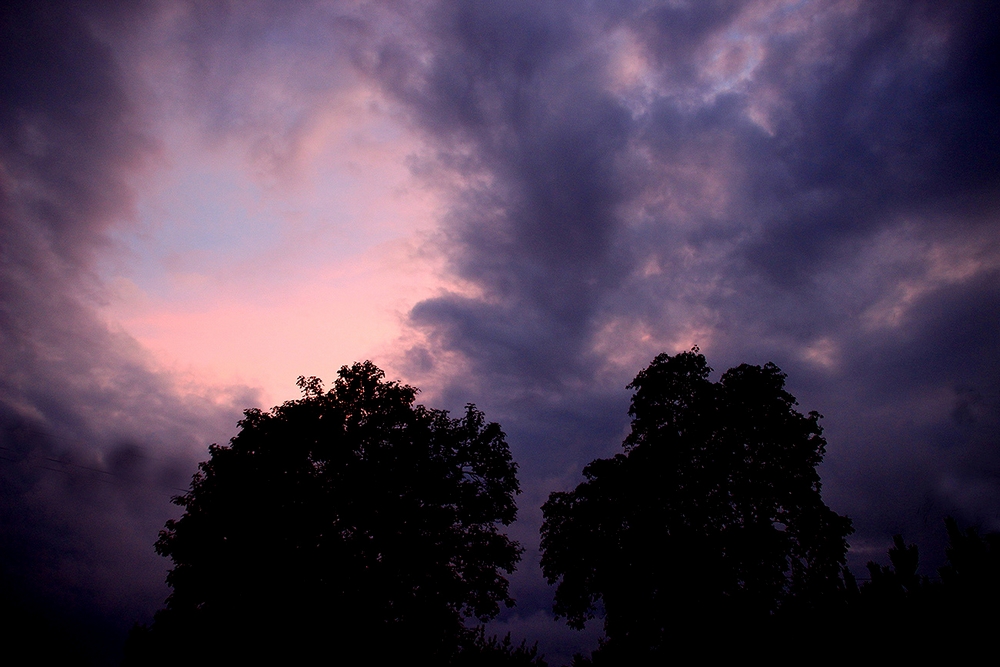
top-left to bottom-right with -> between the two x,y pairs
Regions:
381,0 -> 1000,621
385,2 -> 638,405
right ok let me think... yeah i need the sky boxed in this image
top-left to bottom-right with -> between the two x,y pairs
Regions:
1,0 -> 998,662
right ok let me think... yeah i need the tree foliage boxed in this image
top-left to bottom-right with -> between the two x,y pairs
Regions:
540,350 -> 852,659
852,518 -> 1000,655
140,362 -> 523,662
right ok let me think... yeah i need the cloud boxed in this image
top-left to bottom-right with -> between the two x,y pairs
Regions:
380,0 -> 1000,573
1,0 -> 997,661
0,2 -> 251,658
386,2 -> 638,394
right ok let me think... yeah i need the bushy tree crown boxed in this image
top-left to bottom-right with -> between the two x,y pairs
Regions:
147,362 -> 522,662
540,350 -> 852,660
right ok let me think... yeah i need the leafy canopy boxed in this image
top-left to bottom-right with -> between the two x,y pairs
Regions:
540,350 -> 852,657
150,361 -> 522,660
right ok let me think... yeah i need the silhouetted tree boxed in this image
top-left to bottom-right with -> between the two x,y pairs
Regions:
853,518 -> 1000,656
540,350 -> 852,661
863,534 -> 926,602
453,627 -> 547,667
132,362 -> 524,664
939,516 -> 1000,608
852,533 -> 934,651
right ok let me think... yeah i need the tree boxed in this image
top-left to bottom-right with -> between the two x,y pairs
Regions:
137,362 -> 522,663
850,519 -> 1000,657
939,516 -> 1000,611
540,350 -> 852,661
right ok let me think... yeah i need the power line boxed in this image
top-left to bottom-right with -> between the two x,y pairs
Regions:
0,444 -> 192,493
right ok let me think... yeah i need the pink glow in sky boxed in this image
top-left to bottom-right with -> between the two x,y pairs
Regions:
101,77 -> 450,406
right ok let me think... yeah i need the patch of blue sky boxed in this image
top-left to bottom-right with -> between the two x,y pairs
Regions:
112,157 -> 388,301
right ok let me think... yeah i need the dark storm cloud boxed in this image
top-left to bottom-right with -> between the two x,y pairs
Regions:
0,2 -> 248,659
390,1 -> 637,393
385,0 -> 1000,581
735,0 -> 999,284
687,1 -> 1000,558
